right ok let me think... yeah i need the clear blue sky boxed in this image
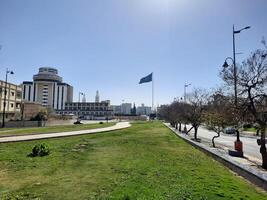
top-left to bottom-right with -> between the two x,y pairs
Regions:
0,0 -> 266,106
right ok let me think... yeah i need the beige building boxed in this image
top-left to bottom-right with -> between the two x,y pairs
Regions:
22,102 -> 46,120
0,80 -> 22,120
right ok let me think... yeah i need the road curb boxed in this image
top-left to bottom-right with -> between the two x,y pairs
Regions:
165,123 -> 267,191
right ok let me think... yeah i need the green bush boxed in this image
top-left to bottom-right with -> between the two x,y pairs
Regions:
121,195 -> 130,200
31,143 -> 50,157
30,110 -> 48,121
1,192 -> 40,200
99,122 -> 104,124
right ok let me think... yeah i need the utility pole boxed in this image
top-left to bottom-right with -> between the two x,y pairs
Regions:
2,69 -> 14,128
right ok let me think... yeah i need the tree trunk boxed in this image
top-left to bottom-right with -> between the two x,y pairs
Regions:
194,126 -> 198,140
256,129 -> 260,136
212,132 -> 220,148
186,126 -> 194,134
260,126 -> 267,169
178,123 -> 181,132
236,129 -> 240,141
183,124 -> 187,133
175,123 -> 178,129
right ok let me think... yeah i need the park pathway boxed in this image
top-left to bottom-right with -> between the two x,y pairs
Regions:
0,122 -> 131,143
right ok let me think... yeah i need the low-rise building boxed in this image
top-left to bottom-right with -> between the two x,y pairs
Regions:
0,80 -> 22,121
60,101 -> 113,120
22,102 -> 46,120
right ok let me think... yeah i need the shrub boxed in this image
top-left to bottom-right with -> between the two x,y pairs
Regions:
1,192 -> 40,200
243,123 -> 252,129
121,195 -> 130,200
99,122 -> 104,124
30,110 -> 48,121
31,143 -> 50,157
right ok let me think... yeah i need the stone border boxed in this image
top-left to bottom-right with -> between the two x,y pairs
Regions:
165,123 -> 267,191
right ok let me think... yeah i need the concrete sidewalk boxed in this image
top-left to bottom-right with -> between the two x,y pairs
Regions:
0,122 -> 131,143
165,123 -> 267,191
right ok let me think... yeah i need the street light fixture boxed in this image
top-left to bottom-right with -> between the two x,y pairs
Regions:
184,83 -> 191,103
222,57 -> 234,69
233,26 -> 250,34
222,57 -> 234,74
2,68 -> 14,128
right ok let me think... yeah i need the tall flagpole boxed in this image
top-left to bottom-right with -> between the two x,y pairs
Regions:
152,72 -> 154,112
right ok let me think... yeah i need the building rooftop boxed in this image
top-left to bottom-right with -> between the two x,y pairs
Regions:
33,67 -> 63,82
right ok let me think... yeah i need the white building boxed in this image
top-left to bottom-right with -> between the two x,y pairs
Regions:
111,105 -> 121,114
22,67 -> 73,111
111,103 -> 132,115
121,103 -> 132,115
137,104 -> 152,116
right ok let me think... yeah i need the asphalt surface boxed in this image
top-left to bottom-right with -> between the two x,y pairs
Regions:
185,125 -> 262,160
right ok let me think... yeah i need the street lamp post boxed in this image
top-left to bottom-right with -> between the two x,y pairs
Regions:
120,99 -> 124,122
232,25 -> 250,105
78,92 -> 84,103
184,83 -> 191,103
106,105 -> 109,124
223,25 -> 250,154
2,69 -> 14,128
77,92 -> 84,121
183,83 -> 191,133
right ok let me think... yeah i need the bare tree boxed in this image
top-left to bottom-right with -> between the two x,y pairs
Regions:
185,88 -> 208,141
158,105 -> 172,124
158,100 -> 190,133
205,91 -> 236,147
222,48 -> 267,169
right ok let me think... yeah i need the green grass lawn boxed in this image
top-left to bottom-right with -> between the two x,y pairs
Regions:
0,122 -> 115,137
0,122 -> 266,200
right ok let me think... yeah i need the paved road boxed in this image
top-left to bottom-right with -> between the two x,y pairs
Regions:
0,122 -> 130,143
185,125 -> 262,160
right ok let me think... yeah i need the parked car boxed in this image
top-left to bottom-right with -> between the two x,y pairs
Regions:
224,127 -> 236,134
73,120 -> 83,125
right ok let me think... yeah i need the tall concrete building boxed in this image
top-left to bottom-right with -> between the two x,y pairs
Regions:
22,67 -> 73,111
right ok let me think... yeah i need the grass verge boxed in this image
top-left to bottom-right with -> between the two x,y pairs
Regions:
0,121 -> 266,199
0,122 -> 115,137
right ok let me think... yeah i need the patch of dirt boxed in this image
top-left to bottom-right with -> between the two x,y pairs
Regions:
71,142 -> 93,152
